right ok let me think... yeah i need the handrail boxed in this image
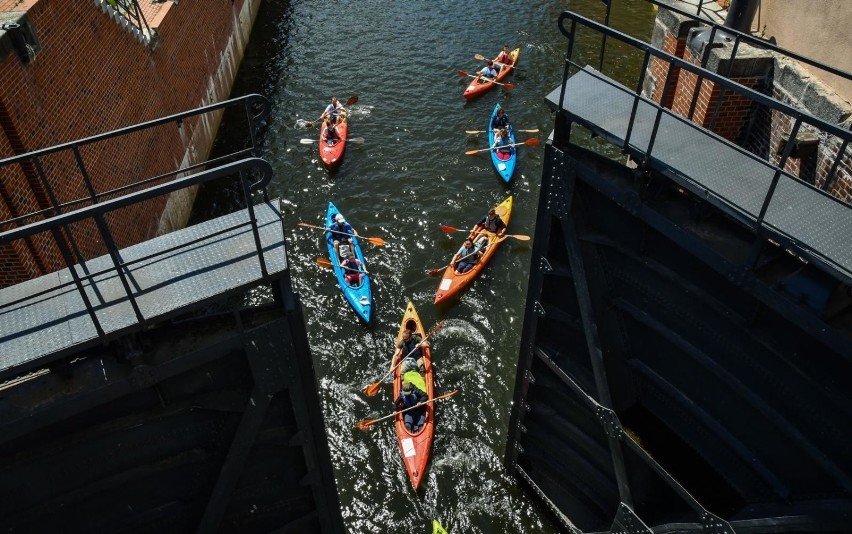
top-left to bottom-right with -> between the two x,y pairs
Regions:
645,0 -> 852,83
0,158 -> 273,244
555,10 -> 852,282
0,94 -> 270,167
0,157 -> 275,337
557,12 -> 852,142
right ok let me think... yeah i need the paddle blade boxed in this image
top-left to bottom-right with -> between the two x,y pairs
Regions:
474,53 -> 486,61
503,83 -> 514,90
300,139 -> 317,144
363,382 -> 382,397
426,266 -> 445,277
464,149 -> 481,156
525,138 -> 541,146
519,129 -> 540,133
355,419 -> 377,431
440,225 -> 462,233
457,70 -> 469,77
465,130 -> 485,134
345,95 -> 359,106
508,234 -> 532,241
366,237 -> 385,246
349,137 -> 366,144
316,257 -> 333,268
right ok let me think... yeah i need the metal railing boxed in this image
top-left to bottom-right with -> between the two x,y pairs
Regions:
103,0 -> 151,38
0,94 -> 273,336
557,11 -> 852,281
599,0 -> 852,86
0,157 -> 274,341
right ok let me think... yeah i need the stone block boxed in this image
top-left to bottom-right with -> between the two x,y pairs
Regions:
706,41 -> 773,79
656,0 -> 701,39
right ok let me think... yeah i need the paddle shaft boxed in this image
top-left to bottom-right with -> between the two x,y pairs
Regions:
466,128 -> 539,134
474,53 -> 520,71
378,322 -> 444,384
306,95 -> 358,127
362,390 -> 458,426
466,139 -> 537,154
458,70 -> 512,88
298,222 -> 360,241
317,257 -> 371,276
427,243 -> 482,275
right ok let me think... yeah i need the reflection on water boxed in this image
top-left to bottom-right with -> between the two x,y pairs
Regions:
198,0 -> 655,531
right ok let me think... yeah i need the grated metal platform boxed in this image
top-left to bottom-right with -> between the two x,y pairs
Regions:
546,67 -> 852,283
0,199 -> 288,381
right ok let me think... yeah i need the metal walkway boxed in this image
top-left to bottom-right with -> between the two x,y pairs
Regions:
546,67 -> 852,284
0,198 -> 286,381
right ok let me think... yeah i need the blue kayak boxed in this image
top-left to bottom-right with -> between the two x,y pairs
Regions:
488,103 -> 516,183
325,202 -> 372,323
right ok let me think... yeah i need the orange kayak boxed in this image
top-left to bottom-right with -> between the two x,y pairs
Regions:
392,301 -> 434,490
434,196 -> 513,305
319,110 -> 348,168
463,48 -> 519,99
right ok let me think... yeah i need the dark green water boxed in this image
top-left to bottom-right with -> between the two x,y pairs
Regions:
202,1 -> 656,531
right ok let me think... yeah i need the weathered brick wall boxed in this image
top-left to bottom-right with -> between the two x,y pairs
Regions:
650,33 -> 686,108
0,0 -> 258,286
669,47 -> 763,143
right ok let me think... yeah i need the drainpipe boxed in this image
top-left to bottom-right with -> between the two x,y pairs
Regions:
2,23 -> 31,64
689,0 -> 759,50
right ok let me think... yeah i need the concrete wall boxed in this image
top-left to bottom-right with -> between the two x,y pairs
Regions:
759,0 -> 852,103
0,0 -> 261,286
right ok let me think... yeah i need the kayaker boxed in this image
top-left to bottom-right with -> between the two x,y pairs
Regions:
321,96 -> 344,124
327,213 -> 355,259
340,251 -> 363,286
477,208 -> 507,238
477,60 -> 498,82
491,107 -> 510,131
322,119 -> 340,146
395,328 -> 429,372
491,128 -> 512,158
394,378 -> 428,433
452,238 -> 482,274
494,44 -> 514,71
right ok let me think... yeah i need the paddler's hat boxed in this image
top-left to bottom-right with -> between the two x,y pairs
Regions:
335,214 -> 345,223
402,381 -> 413,394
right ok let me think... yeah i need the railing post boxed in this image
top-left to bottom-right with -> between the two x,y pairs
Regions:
644,53 -> 677,161
756,117 -> 802,228
623,50 -> 651,152
687,26 -> 719,121
822,139 -> 849,193
708,35 -> 742,131
241,171 -> 269,279
558,16 -> 578,142
598,0 -> 613,72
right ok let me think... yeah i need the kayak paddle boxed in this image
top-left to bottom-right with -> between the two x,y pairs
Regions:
363,321 -> 445,397
465,137 -> 539,155
297,222 -> 385,246
355,389 -> 458,430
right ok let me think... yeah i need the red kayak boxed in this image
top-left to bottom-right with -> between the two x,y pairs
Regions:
319,110 -> 348,168
463,48 -> 520,99
392,301 -> 434,490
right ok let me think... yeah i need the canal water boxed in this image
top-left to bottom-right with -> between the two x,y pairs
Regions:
197,1 -> 656,531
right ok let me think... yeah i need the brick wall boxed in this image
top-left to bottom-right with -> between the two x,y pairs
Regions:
669,47 -> 762,143
0,0 -> 259,287
650,33 -> 686,108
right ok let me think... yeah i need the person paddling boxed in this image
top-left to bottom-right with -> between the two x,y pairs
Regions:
494,44 -> 514,71
327,213 -> 355,259
476,60 -> 498,83
394,377 -> 428,433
